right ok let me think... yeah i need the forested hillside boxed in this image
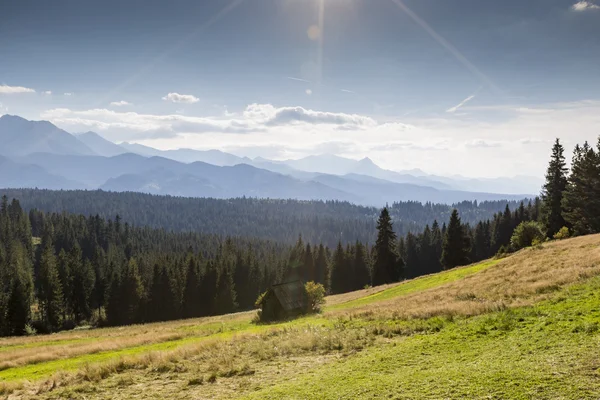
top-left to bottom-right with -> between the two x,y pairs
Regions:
0,195 -> 536,337
0,189 -> 526,246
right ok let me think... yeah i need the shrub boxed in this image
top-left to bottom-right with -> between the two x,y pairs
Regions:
305,281 -> 326,313
553,226 -> 570,240
510,221 -> 545,251
24,324 -> 37,336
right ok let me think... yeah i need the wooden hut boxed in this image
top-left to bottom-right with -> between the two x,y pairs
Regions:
258,280 -> 308,321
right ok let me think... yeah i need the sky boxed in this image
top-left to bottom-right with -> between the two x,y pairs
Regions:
1,0 -> 600,177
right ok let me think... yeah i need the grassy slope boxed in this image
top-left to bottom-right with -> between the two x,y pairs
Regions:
0,257 -> 497,384
2,234 -> 600,399
244,279 -> 600,399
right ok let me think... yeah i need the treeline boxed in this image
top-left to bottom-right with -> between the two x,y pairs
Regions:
0,198 -> 293,336
0,194 -> 537,336
540,138 -> 600,238
0,189 -> 526,247
326,199 -> 541,294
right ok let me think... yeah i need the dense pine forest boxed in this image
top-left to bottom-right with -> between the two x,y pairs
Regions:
0,136 -> 598,337
0,196 -> 538,337
0,189 -> 525,247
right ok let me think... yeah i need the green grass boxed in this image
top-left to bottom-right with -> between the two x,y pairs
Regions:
0,258 -> 501,384
242,277 -> 600,400
0,315 -> 333,382
327,259 -> 500,311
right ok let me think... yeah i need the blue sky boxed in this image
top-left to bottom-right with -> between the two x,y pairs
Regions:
1,0 -> 599,177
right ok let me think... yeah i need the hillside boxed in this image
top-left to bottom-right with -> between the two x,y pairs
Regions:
2,234 -> 599,399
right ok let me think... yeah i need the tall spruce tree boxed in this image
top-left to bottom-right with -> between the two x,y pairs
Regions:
441,209 -> 471,269
563,141 -> 600,235
404,232 -> 420,279
199,261 -> 218,316
214,267 -> 237,315
541,138 -> 569,237
314,244 -> 329,288
37,242 -> 64,331
182,256 -> 201,318
352,241 -> 370,291
302,243 -> 315,283
372,208 -> 400,285
328,242 -> 347,294
6,276 -> 30,336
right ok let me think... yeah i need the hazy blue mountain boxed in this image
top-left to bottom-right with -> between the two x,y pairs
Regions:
423,174 -> 543,195
313,173 -> 529,205
0,155 -> 84,190
0,115 -> 537,205
76,131 -> 127,157
0,115 -> 96,156
101,162 -> 359,202
101,168 -> 223,198
120,142 -> 250,166
272,154 -> 449,189
15,152 -> 150,187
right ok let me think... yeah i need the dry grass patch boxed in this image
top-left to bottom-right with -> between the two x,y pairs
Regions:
336,234 -> 600,321
0,312 -> 254,372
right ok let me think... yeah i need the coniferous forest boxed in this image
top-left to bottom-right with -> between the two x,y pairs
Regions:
0,189 -> 525,247
0,137 -> 599,337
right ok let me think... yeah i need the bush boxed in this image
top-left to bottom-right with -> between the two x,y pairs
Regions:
24,324 -> 37,336
305,281 -> 326,313
553,226 -> 570,240
510,221 -> 545,251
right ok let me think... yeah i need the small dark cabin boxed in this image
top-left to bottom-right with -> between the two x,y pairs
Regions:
259,280 -> 308,321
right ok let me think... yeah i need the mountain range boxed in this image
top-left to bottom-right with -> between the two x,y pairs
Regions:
0,114 -> 538,205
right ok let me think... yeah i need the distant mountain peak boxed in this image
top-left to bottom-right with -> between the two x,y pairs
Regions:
358,157 -> 376,166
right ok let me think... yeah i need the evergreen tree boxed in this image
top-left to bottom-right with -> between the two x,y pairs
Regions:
6,276 -> 30,336
430,220 -> 443,273
328,242 -> 347,294
37,243 -> 63,330
441,210 -> 471,269
70,247 -> 95,322
120,258 -> 144,324
404,232 -> 420,279
563,141 -> 600,235
182,256 -> 202,318
302,243 -> 315,283
199,261 -> 218,316
214,267 -> 237,315
352,241 -> 370,290
314,244 -> 329,288
149,264 -> 177,322
541,138 -> 569,237
106,271 -> 122,326
56,249 -> 72,321
372,208 -> 400,285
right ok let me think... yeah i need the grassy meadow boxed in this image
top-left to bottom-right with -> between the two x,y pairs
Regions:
1,234 -> 600,399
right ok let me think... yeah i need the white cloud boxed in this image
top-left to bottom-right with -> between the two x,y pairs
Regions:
572,1 -> 600,11
43,91 -> 52,95
162,92 -> 200,104
446,95 -> 476,113
38,100 -> 600,178
110,100 -> 132,107
242,104 -> 377,128
64,92 -> 73,96
0,84 -> 35,94
305,89 -> 313,95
